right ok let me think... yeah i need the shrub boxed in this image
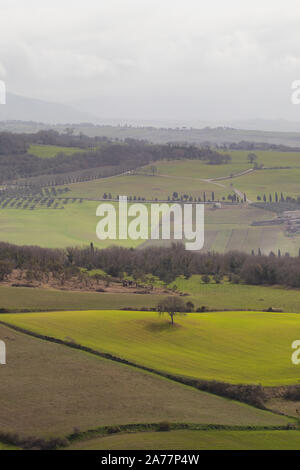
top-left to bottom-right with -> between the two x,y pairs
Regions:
201,275 -> 210,284
157,422 -> 171,432
106,426 -> 121,434
284,385 -> 300,401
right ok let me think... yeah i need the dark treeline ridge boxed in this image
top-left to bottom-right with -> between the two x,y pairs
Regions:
217,140 -> 300,152
0,129 -> 109,155
1,242 -> 300,288
0,130 -> 231,183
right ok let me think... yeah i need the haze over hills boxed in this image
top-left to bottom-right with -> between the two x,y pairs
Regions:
1,92 -> 300,131
2,92 -> 300,147
228,119 -> 300,133
0,92 -> 97,124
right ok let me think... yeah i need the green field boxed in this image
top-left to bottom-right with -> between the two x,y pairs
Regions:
170,275 -> 300,313
234,168 -> 300,201
141,158 -> 249,180
0,200 -> 141,249
191,204 -> 300,255
59,172 -> 227,201
0,323 -> 289,439
1,148 -> 300,254
3,309 -> 300,385
216,149 -> 300,172
228,150 -> 300,170
28,144 -> 84,159
0,443 -> 19,451
2,198 -> 298,254
219,150 -> 300,201
0,286 -> 162,312
60,150 -> 300,202
69,429 -> 300,450
2,279 -> 300,314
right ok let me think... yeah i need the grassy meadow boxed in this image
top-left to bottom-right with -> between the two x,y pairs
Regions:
0,286 -> 162,312
69,430 -> 300,450
0,323 -> 290,439
0,443 -> 19,451
142,158 -> 248,179
3,309 -> 300,385
1,145 -> 300,254
234,168 -> 300,201
58,172 -> 227,201
170,275 -> 300,313
58,150 -> 300,202
1,146 -> 300,450
0,194 -> 300,255
1,197 -> 299,254
28,144 -> 84,159
0,200 -> 142,249
2,278 -> 300,314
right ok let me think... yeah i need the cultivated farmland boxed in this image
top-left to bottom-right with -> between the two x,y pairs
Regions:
3,309 -> 300,385
0,323 -> 289,439
28,144 -> 85,159
68,429 -> 300,451
1,144 -> 300,254
3,279 -> 300,313
0,286 -> 162,312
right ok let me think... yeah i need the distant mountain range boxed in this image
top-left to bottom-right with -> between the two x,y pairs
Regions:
227,119 -> 300,133
2,92 -> 300,148
0,92 -> 97,124
2,92 -> 300,133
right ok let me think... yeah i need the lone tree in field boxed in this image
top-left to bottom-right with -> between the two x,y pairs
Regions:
150,166 -> 158,176
247,153 -> 257,165
157,297 -> 186,326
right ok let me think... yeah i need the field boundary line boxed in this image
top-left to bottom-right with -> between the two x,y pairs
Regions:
207,168 -> 255,182
0,319 -> 298,416
1,421 -> 298,450
66,421 -> 300,446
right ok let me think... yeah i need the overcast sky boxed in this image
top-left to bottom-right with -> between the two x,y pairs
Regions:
1,0 -> 300,121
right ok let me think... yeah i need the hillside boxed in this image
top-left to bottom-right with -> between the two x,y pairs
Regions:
2,120 -> 300,147
4,309 -> 300,386
0,93 -> 96,124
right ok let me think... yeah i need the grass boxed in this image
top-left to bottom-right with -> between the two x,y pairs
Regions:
0,286 -> 162,312
267,398 -> 300,419
1,195 -> 292,255
0,442 -> 19,450
203,204 -> 300,255
228,150 -> 300,170
58,173 -> 227,201
3,309 -> 300,386
3,278 -> 300,314
140,204 -> 300,255
28,144 -> 84,159
0,200 -> 142,249
68,429 -> 300,450
1,150 -> 300,254
142,158 -> 249,180
58,150 -> 300,202
0,324 -> 289,438
234,168 -> 300,201
70,429 -> 300,450
169,275 -> 300,313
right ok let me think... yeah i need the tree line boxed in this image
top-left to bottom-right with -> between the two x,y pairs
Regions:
1,242 -> 300,288
0,130 -> 231,183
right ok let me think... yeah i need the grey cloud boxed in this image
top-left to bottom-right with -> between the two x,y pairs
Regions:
0,0 -> 300,121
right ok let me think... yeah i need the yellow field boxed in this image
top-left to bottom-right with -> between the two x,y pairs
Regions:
3,309 -> 300,385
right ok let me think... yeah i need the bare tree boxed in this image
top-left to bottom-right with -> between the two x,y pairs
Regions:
157,296 -> 186,325
247,153 -> 257,165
